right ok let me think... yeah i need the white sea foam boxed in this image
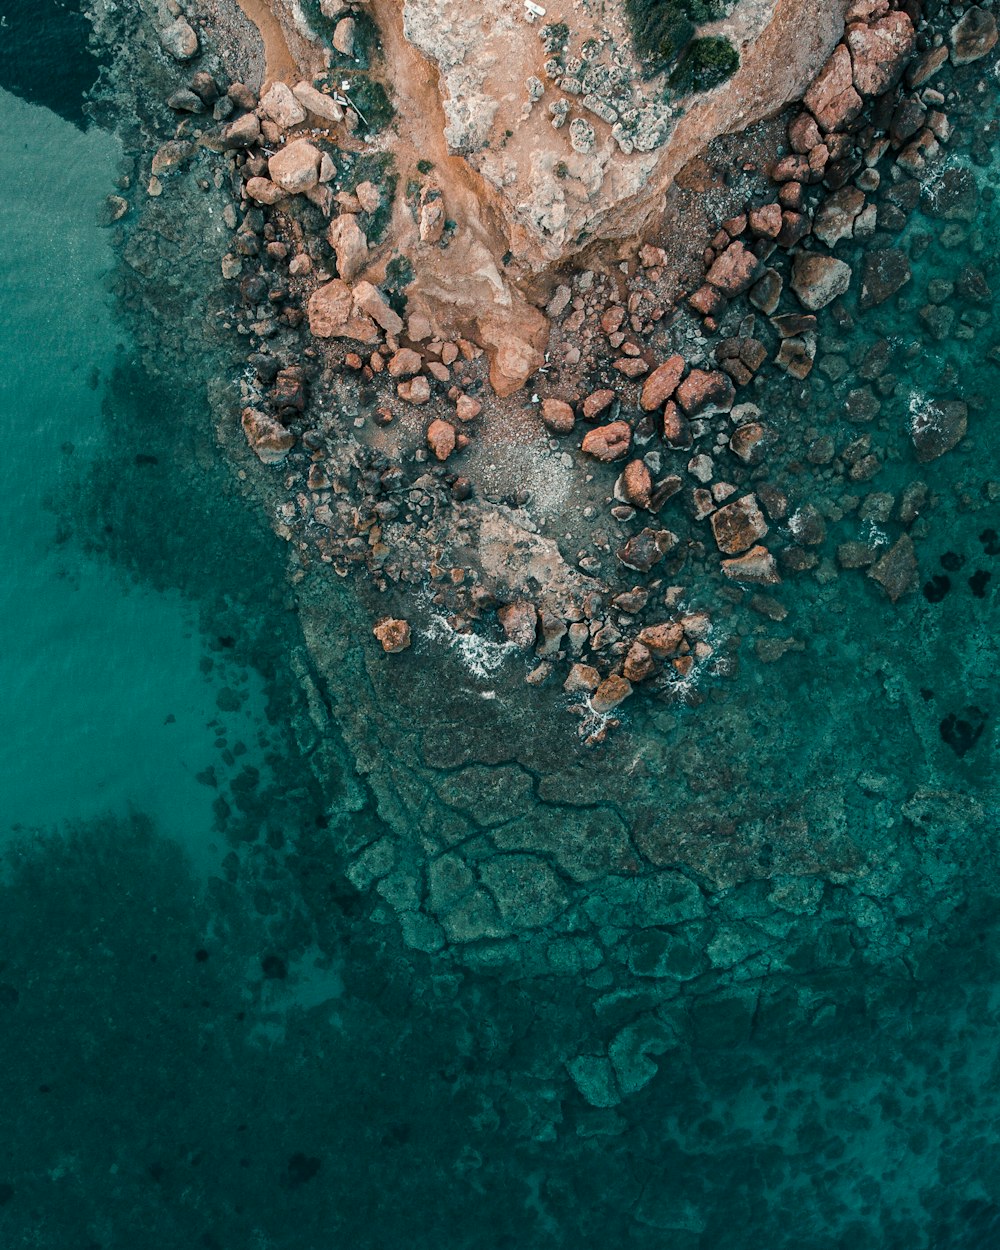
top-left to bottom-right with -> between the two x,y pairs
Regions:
426,613 -> 516,681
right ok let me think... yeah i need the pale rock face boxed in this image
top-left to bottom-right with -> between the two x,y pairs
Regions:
327,214 -> 369,281
260,82 -> 307,128
308,279 -> 379,342
292,81 -> 345,123
159,16 -> 199,61
241,408 -> 295,464
268,140 -> 322,194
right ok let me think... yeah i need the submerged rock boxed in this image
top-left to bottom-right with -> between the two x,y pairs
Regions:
951,6 -> 998,64
868,534 -> 917,601
859,248 -> 910,309
910,399 -> 968,463
710,495 -> 769,555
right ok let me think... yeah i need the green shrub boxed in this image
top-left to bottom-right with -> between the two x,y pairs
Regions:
343,76 -> 394,135
669,35 -> 739,92
625,0 -> 732,73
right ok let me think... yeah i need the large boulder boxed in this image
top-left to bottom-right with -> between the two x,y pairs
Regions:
910,399 -> 967,463
260,82 -> 307,129
307,279 -> 379,342
859,248 -> 910,309
268,140 -> 323,194
951,6 -> 998,64
790,253 -> 852,310
159,16 -> 199,61
710,495 -> 769,555
804,44 -> 863,131
846,11 -> 915,96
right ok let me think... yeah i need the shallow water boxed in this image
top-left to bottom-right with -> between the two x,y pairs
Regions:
0,4 -> 998,1249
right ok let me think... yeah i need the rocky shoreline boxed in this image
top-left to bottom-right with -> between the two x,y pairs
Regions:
79,0 -> 999,1111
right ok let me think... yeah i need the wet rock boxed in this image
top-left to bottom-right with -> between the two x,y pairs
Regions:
675,369 -> 735,416
775,337 -> 815,379
804,44 -> 862,132
566,1055 -> 619,1108
846,11 -> 914,96
813,187 -> 865,247
271,366 -> 307,415
838,541 -> 878,568
292,81 -> 344,123
260,82 -> 307,128
907,44 -> 949,88
617,528 -> 677,573
564,663 -> 600,693
790,254 -> 852,310
498,601 -> 538,649
729,422 -> 774,464
859,248 -> 910,309
480,855 -> 568,928
222,112 -> 260,149
710,494 -> 768,554
159,16 -> 199,61
868,534 -> 917,601
540,398 -> 575,433
373,618 -> 412,653
889,97 -> 926,146
951,6 -> 997,65
151,140 -> 194,175
241,407 -> 295,464
591,675 -> 632,714
923,168 -> 978,222
620,460 -> 653,509
308,279 -> 378,342
623,641 -> 655,682
167,88 -> 205,113
426,418 -> 456,458
637,622 -> 684,657
582,421 -> 632,462
749,269 -> 782,314
706,242 -> 762,296
353,281 -> 404,336
640,355 -> 685,411
844,385 -> 881,423
721,545 -> 781,584
268,140 -> 322,194
910,399 -> 967,463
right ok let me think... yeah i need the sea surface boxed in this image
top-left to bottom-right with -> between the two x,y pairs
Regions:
0,4 -> 998,1249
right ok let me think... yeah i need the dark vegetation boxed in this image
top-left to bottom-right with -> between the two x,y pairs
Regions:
624,0 -> 738,87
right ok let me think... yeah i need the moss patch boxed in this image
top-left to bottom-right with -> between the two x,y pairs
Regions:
669,35 -> 739,93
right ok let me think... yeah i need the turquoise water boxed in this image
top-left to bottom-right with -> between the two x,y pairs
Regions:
0,5 -> 998,1249
0,86 -> 274,871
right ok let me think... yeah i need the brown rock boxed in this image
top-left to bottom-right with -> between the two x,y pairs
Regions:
401,376 -> 433,406
790,253 -> 852,310
308,279 -> 378,342
847,12 -> 915,96
661,402 -> 692,449
813,187 -> 866,247
710,494 -> 769,554
613,357 -> 649,379
749,269 -> 782,314
729,422 -> 774,465
706,242 -> 762,296
222,113 -> 262,150
675,368 -> 735,416
498,601 -> 538,649
721,546 -> 781,584
617,528 -> 676,573
268,140 -> 322,194
907,44 -> 950,88
788,112 -> 822,153
804,44 -> 863,132
540,399 -> 575,433
591,674 -> 632,714
621,459 -> 653,509
859,248 -> 910,309
748,203 -> 783,239
640,355 -> 686,411
623,642 -> 655,683
564,663 -> 600,693
775,337 -> 815,379
689,284 -> 726,317
245,176 -> 283,205
327,214 -> 369,282
373,618 -> 412,653
582,421 -> 632,462
241,407 -> 295,464
387,348 -> 423,378
353,281 -> 404,337
868,535 -> 917,601
637,622 -> 684,658
582,389 -> 614,420
455,394 -> 481,422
